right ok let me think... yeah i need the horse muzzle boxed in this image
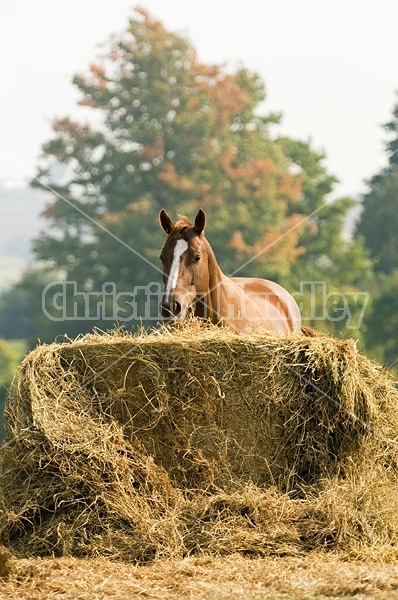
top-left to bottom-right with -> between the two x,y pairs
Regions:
161,298 -> 183,320
161,290 -> 197,321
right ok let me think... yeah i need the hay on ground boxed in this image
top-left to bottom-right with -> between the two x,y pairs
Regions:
0,321 -> 397,561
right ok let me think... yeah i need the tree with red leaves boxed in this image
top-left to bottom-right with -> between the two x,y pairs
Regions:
25,8 -> 371,336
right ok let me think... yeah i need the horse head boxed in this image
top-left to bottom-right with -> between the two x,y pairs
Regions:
159,208 -> 306,335
159,209 -> 209,321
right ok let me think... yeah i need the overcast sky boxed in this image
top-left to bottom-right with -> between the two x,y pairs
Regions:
0,0 -> 397,287
1,0 -> 397,194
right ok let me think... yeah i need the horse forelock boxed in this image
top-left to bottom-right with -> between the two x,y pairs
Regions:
167,215 -> 193,239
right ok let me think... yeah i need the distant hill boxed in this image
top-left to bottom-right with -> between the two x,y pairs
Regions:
0,182 -> 47,291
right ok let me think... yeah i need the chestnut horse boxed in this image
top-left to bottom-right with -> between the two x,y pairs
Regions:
159,208 -> 303,334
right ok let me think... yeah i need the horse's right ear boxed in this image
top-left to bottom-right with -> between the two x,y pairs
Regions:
159,209 -> 174,234
194,208 -> 206,235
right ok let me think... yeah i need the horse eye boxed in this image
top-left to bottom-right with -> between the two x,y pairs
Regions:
194,254 -> 201,263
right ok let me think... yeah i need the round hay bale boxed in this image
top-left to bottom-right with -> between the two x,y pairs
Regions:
1,322 -> 398,561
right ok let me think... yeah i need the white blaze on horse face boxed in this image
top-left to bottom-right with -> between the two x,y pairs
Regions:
165,239 -> 188,302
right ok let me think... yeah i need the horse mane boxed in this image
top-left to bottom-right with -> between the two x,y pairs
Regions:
167,215 -> 194,239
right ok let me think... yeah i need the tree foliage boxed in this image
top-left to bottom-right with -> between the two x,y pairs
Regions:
0,267 -> 69,346
356,95 -> 398,369
362,272 -> 398,374
356,93 -> 398,275
0,338 -> 25,439
18,8 -> 371,338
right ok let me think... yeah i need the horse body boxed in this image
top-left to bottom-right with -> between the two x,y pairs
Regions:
159,209 -> 302,334
227,277 -> 302,333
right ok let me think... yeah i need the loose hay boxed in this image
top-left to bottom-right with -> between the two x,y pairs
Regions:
0,321 -> 397,561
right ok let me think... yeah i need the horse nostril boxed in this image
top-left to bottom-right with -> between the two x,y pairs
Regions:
161,300 -> 171,317
173,301 -> 181,316
161,299 -> 181,318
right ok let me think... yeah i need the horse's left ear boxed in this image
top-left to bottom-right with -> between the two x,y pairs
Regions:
159,209 -> 174,234
194,208 -> 206,235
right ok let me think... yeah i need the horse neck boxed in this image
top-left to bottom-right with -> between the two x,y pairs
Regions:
202,238 -> 226,322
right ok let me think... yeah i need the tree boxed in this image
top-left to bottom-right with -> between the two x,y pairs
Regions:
33,10 -> 303,283
0,339 -> 24,440
356,93 -> 398,275
355,95 -> 398,367
362,272 -> 398,374
0,267 -> 74,346
356,172 -> 398,275
0,340 -> 19,389
23,8 -> 371,338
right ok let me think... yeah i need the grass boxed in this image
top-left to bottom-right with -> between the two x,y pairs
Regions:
0,552 -> 398,599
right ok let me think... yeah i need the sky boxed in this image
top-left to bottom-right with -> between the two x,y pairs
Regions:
0,0 -> 397,288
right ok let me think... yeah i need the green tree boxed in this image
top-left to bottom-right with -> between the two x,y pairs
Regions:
356,93 -> 398,275
356,172 -> 398,275
0,340 -> 19,389
33,10 -> 304,285
0,267 -> 75,346
20,8 -> 371,338
362,272 -> 398,374
0,339 -> 25,440
355,95 -> 398,367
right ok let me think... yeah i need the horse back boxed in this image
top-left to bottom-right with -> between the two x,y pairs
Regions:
229,277 -> 301,334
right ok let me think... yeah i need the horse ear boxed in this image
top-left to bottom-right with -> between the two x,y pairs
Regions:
159,209 -> 174,234
194,208 -> 206,235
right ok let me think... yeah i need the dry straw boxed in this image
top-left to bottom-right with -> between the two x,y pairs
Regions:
0,321 -> 397,561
